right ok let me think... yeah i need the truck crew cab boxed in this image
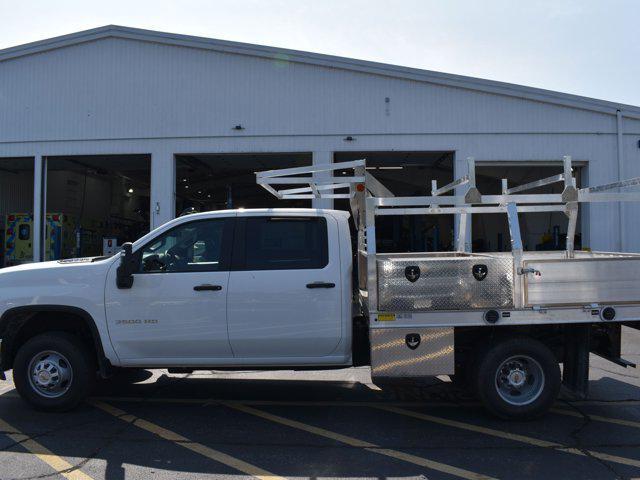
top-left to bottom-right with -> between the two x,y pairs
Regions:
1,156 -> 640,419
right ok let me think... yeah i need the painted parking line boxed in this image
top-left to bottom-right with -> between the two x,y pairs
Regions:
221,401 -> 496,480
570,400 -> 640,407
90,400 -> 286,480
375,405 -> 640,469
552,407 -> 640,430
0,416 -> 94,480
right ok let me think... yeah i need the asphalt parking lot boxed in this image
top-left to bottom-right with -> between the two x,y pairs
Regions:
1,328 -> 640,480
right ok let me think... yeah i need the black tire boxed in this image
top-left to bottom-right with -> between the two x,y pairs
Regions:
13,332 -> 95,412
474,336 -> 560,420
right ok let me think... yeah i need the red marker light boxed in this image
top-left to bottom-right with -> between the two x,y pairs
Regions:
52,215 -> 60,221
8,215 -> 15,221
356,183 -> 365,192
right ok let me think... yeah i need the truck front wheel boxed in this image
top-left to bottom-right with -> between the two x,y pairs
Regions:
475,336 -> 560,419
13,332 -> 95,411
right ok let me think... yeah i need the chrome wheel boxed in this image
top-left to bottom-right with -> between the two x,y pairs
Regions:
495,355 -> 545,406
28,351 -> 73,398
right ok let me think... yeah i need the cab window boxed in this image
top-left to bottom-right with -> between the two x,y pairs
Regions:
239,217 -> 328,271
139,218 -> 231,273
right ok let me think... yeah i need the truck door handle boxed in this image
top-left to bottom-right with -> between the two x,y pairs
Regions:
306,282 -> 336,289
193,284 -> 223,291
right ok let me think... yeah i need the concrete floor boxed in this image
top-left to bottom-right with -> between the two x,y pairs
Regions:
1,328 -> 639,480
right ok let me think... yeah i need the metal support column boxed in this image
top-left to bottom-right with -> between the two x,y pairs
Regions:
150,149 -> 176,228
33,155 -> 46,263
616,110 -> 625,251
312,151 -> 334,210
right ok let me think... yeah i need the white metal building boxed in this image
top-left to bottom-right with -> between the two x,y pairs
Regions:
1,25 -> 639,265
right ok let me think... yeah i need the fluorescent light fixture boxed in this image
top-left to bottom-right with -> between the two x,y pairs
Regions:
379,166 -> 403,170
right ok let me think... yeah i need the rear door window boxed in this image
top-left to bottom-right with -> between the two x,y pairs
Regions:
240,217 -> 328,271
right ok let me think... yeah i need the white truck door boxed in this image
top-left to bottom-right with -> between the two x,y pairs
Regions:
227,214 -> 342,358
105,217 -> 234,362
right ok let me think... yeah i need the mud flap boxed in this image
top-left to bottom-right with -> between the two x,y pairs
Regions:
0,339 -> 5,380
563,324 -> 590,399
592,323 -> 636,368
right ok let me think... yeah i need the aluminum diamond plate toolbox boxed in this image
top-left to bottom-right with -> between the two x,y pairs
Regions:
377,254 -> 514,311
370,327 -> 454,377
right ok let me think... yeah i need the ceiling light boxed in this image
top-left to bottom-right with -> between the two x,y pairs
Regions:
128,188 -> 134,193
379,166 -> 403,170
207,194 -> 211,198
182,178 -> 187,182
185,185 -> 189,189
197,190 -> 202,194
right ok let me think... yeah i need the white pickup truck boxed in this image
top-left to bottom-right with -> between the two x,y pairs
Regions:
1,156 -> 640,419
0,209 -> 354,408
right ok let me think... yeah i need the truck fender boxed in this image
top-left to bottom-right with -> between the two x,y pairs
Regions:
0,305 -> 112,378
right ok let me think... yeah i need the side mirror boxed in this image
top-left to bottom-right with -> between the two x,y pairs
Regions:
116,242 -> 136,289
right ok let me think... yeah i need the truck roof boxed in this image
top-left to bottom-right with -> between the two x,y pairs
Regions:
185,208 -> 351,219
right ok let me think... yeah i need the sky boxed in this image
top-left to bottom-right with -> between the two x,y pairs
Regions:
1,0 -> 639,106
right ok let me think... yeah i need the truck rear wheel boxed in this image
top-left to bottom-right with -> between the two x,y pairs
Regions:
475,336 -> 560,419
13,332 -> 95,412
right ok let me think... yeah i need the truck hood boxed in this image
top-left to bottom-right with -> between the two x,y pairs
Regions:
0,257 -> 114,275
0,256 -> 118,289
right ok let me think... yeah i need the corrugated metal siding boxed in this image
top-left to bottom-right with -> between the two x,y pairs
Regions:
0,36 -> 637,253
622,133 -> 640,253
0,37 -> 621,142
